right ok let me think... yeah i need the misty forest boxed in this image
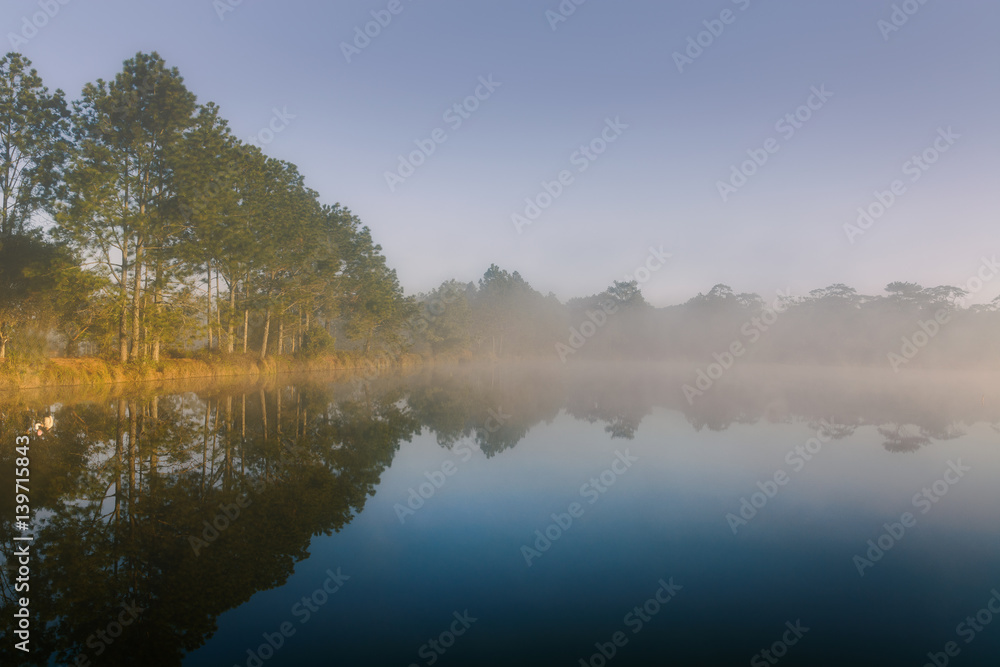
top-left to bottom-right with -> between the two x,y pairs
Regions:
2,51 -> 998,375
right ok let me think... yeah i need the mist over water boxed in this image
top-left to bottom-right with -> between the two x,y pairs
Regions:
1,363 -> 998,666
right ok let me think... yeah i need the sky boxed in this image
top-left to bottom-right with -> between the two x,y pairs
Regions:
3,0 -> 998,307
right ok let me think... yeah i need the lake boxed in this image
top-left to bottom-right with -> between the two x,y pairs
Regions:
2,363 -> 999,666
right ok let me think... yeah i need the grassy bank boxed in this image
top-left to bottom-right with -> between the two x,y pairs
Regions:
0,350 -> 424,390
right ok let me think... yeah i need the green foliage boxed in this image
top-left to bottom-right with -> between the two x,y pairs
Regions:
0,50 -> 415,365
299,324 -> 337,358
417,280 -> 473,355
0,231 -> 98,360
0,53 -> 70,237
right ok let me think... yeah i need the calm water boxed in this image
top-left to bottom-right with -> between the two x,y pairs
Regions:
2,363 -> 999,666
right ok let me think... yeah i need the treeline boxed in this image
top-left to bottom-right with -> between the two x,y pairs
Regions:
407,275 -> 1000,369
0,52 -> 412,363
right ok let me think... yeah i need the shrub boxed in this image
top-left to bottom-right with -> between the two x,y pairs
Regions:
299,325 -> 337,358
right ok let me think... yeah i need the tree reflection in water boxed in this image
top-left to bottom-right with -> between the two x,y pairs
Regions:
0,363 -> 996,665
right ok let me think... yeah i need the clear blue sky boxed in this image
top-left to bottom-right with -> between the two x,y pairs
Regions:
4,0 -> 997,305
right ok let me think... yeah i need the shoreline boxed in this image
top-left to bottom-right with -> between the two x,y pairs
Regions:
0,351 -> 424,391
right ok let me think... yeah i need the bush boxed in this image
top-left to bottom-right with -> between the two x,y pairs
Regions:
299,325 -> 337,358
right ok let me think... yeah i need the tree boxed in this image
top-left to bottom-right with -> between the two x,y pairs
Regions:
249,159 -> 324,360
0,52 -> 69,237
173,105 -> 256,355
0,232 -> 96,360
884,281 -> 923,303
920,285 -> 967,310
59,52 -> 197,362
607,280 -> 647,308
339,224 -> 415,354
470,264 -> 545,356
809,283 -> 859,304
416,280 -> 473,355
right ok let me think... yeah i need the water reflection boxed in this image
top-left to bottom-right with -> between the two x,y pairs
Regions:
0,363 -> 997,665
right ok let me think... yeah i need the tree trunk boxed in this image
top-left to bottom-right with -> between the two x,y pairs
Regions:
206,265 -> 213,350
150,396 -> 159,475
114,399 -> 125,522
128,401 -> 138,531
277,319 -> 284,356
242,277 -> 250,354
201,398 -> 210,497
141,293 -> 148,359
225,395 -> 233,491
129,240 -> 143,360
152,263 -> 163,362
276,387 -> 282,435
260,388 -> 268,442
216,269 -> 224,351
119,239 -> 130,364
259,309 -> 271,361
227,281 -> 237,354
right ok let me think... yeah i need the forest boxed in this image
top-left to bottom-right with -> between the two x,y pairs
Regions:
0,51 -> 413,366
3,51 -> 999,376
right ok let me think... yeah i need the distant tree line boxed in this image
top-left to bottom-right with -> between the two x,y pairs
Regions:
406,275 -> 1000,369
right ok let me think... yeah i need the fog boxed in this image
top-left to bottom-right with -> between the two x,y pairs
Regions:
404,270 -> 1000,377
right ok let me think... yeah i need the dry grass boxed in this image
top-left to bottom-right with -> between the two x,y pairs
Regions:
0,351 -> 411,390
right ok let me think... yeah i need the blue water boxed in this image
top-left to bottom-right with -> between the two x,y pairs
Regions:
183,406 -> 1000,666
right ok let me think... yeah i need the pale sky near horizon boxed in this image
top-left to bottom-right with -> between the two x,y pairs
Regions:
4,0 -> 998,306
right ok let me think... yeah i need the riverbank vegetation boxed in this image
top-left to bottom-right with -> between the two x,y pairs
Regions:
1,51 -> 413,369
